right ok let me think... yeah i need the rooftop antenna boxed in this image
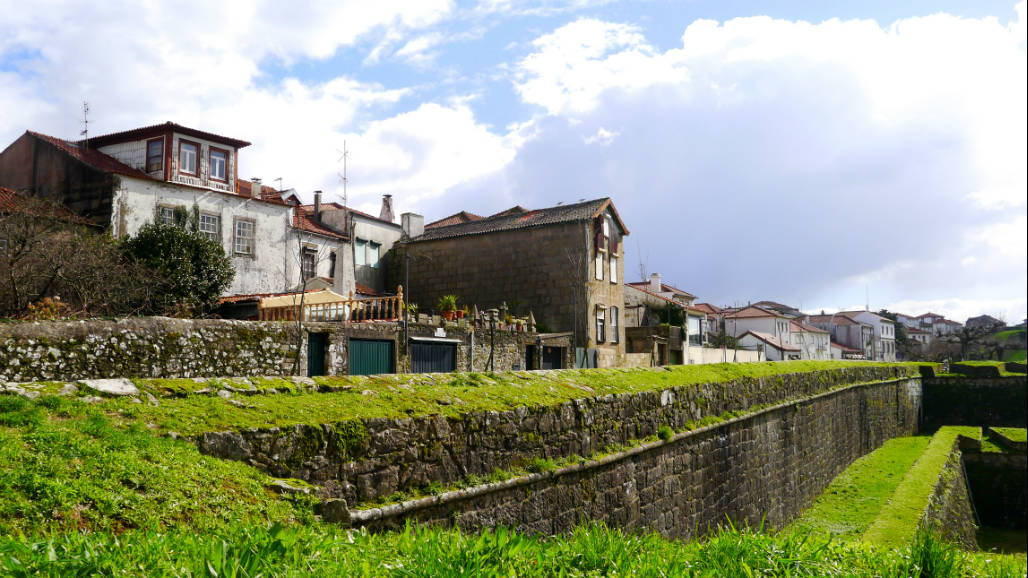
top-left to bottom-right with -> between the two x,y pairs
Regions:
336,141 -> 349,207
865,285 -> 869,312
274,177 -> 283,192
79,101 -> 90,146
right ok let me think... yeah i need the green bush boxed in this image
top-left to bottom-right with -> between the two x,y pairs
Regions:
121,210 -> 234,315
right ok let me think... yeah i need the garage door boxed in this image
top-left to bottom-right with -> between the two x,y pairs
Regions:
349,339 -> 394,376
411,341 -> 456,373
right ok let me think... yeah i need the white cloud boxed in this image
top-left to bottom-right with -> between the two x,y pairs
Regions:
583,126 -> 619,146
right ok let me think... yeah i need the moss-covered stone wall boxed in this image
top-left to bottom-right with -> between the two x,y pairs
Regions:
922,443 -> 979,549
0,318 -> 299,381
921,377 -> 1027,432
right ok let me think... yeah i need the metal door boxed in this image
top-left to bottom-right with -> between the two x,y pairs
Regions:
411,342 -> 456,373
307,333 -> 328,377
541,346 -> 565,369
349,339 -> 394,376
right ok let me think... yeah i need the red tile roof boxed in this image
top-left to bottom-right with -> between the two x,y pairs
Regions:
625,280 -> 696,300
0,186 -> 99,225
426,210 -> 484,229
82,121 -> 251,149
724,306 -> 783,319
693,303 -> 722,315
830,341 -> 861,353
739,331 -> 800,352
30,131 -> 154,180
410,198 -> 629,242
805,314 -> 860,326
790,320 -> 829,334
625,284 -> 706,315
294,205 -> 348,240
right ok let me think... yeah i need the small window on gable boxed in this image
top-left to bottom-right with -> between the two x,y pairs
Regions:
210,148 -> 228,182
179,140 -> 198,176
146,138 -> 164,172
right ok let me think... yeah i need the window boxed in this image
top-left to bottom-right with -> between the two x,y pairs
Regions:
594,217 -> 608,281
233,219 -> 255,255
368,242 -> 381,268
301,247 -> 317,279
688,316 -> 702,346
594,248 -> 604,280
329,251 -> 337,279
209,148 -> 228,182
355,239 -> 367,266
610,254 -> 618,283
158,206 -> 177,225
146,138 -> 164,172
199,213 -> 220,243
596,309 -> 606,343
610,306 -> 619,344
179,140 -> 198,176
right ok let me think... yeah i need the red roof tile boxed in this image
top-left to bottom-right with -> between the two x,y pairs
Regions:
410,198 -> 628,242
739,330 -> 800,351
30,131 -> 154,181
82,121 -> 251,149
724,306 -> 783,319
625,284 -> 706,314
790,320 -> 829,334
294,205 -> 348,240
426,210 -> 484,229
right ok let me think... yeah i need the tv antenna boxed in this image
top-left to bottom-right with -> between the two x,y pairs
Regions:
336,141 -> 349,207
80,102 -> 90,145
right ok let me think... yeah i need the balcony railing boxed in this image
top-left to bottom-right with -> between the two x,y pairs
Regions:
259,287 -> 404,322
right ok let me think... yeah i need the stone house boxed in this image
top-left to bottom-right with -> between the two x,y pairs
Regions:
0,123 -> 354,297
389,198 -> 629,367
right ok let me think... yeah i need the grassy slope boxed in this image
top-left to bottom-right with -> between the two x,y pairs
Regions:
862,426 -> 981,547
0,395 -> 310,536
787,436 -> 931,542
992,427 -> 1027,443
107,361 -> 908,435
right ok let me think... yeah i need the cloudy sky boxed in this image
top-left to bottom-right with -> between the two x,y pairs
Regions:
2,0 -> 1025,323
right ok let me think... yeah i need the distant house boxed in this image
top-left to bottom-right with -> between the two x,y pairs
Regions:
723,306 -> 793,345
906,326 -> 932,350
0,123 -> 352,297
391,198 -> 629,367
751,300 -> 802,319
830,341 -> 864,360
789,319 -> 831,360
737,330 -> 801,361
805,314 -> 874,360
624,282 -> 707,364
966,314 -> 1004,331
915,312 -> 962,336
626,273 -> 696,306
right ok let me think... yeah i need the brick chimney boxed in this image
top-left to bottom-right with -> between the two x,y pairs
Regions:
314,190 -> 322,220
380,194 -> 394,222
250,177 -> 261,199
649,272 -> 661,293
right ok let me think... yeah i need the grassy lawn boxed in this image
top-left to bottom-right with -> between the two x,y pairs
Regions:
1002,349 -> 1027,361
992,427 -> 1027,443
787,436 -> 931,542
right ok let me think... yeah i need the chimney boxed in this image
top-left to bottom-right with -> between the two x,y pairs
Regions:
649,272 -> 661,293
314,190 -> 322,220
250,177 -> 261,199
380,194 -> 395,222
402,212 -> 424,238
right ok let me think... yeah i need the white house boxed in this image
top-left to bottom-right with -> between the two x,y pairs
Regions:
789,319 -> 831,360
837,310 -> 897,362
316,194 -> 406,294
0,123 -> 354,297
723,306 -> 793,344
738,330 -> 801,361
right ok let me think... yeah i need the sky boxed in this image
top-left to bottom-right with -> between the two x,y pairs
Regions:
1,0 -> 1025,323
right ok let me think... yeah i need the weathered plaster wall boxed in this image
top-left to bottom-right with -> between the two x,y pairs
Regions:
196,366 -> 918,529
921,377 -> 1028,431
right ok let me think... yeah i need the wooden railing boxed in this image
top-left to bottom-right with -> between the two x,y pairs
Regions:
259,287 -> 404,322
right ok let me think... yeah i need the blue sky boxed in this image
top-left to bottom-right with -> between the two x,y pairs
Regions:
1,0 -> 1025,322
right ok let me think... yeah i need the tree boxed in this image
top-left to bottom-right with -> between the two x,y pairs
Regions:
878,309 -> 918,360
121,207 -> 234,316
1,195 -> 156,318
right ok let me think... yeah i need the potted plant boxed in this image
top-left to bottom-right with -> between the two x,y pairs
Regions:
406,303 -> 419,320
438,294 -> 458,321
456,305 -> 469,319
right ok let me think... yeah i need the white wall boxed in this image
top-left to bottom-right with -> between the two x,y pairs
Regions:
737,333 -> 787,361
112,176 -> 293,296
684,346 -> 764,364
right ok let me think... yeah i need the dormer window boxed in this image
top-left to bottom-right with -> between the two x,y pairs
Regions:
179,140 -> 198,176
210,148 -> 228,182
146,138 -> 164,172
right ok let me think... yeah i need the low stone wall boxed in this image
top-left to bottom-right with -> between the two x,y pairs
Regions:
922,443 -> 978,550
351,376 -> 921,537
921,377 -> 1028,431
0,318 -> 298,381
197,366 -> 917,522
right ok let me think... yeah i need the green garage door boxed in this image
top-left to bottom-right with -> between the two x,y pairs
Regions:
349,339 -> 394,376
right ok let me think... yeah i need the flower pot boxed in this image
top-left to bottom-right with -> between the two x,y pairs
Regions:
442,310 -> 456,321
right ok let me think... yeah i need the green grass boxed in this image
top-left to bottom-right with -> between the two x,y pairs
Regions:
100,361 -> 910,436
991,427 -> 1027,443
0,395 -> 311,536
0,522 -> 1023,577
788,436 -> 931,542
993,329 -> 1026,342
862,426 -> 980,547
1002,349 -> 1026,361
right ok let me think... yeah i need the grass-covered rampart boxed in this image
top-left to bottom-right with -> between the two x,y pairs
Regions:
99,361 -> 911,435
